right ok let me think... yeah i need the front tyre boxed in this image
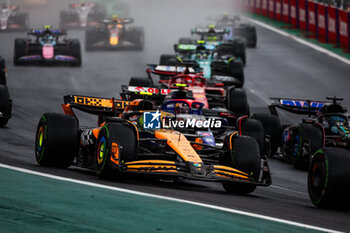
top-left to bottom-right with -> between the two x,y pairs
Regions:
308,148 -> 350,209
222,135 -> 261,194
95,121 -> 137,179
35,113 -> 79,167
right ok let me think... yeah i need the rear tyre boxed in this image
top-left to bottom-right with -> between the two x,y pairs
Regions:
308,148 -> 350,209
159,54 -> 178,66
245,26 -> 257,48
229,60 -> 244,87
222,135 -> 260,194
0,57 -> 6,85
293,123 -> 324,170
13,38 -> 27,66
227,87 -> 249,116
238,118 -> 265,154
129,77 -> 153,87
251,113 -> 281,157
178,38 -> 194,44
35,113 -> 79,167
95,121 -> 137,179
0,85 -> 11,126
69,39 -> 82,66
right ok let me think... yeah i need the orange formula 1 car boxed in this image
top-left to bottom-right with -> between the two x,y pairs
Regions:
35,95 -> 271,194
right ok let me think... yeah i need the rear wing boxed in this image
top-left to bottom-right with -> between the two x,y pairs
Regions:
69,3 -> 95,8
269,97 -> 331,116
120,85 -> 171,105
63,95 -> 130,117
28,29 -> 67,37
147,64 -> 198,77
191,28 -> 229,36
102,18 -> 134,25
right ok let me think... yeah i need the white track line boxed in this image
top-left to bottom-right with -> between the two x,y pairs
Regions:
247,18 -> 350,66
0,163 -> 342,233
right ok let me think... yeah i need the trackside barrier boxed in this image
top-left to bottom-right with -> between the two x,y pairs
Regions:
299,0 -> 308,30
339,10 -> 350,51
327,6 -> 338,43
317,3 -> 328,42
290,0 -> 299,27
268,0 -> 275,19
262,0 -> 268,16
308,1 -> 317,37
234,0 -> 350,52
276,0 -> 283,21
282,0 -> 290,23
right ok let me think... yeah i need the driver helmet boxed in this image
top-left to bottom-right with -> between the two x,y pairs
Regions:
222,12 -> 229,21
112,14 -> 120,23
175,103 -> 190,114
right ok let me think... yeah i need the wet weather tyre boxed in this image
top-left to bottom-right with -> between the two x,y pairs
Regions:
238,118 -> 265,154
129,77 -> 153,87
293,123 -> 324,170
308,148 -> 350,209
227,87 -> 249,116
69,39 -> 82,66
229,60 -> 244,87
159,54 -> 178,66
245,26 -> 257,48
222,135 -> 260,194
0,57 -> 6,85
95,122 -> 137,179
178,38 -> 194,44
251,113 -> 281,157
0,85 -> 11,126
35,113 -> 79,167
13,39 -> 27,65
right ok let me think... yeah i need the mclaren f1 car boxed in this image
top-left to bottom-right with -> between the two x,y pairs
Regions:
35,94 -> 271,194
13,26 -> 81,66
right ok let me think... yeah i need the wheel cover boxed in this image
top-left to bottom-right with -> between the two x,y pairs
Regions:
309,158 -> 327,203
97,136 -> 106,165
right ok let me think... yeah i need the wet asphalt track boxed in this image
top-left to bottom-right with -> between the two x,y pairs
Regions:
0,0 -> 350,231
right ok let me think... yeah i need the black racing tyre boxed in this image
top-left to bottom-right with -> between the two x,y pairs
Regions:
234,41 -> 246,65
229,60 -> 244,87
293,123 -> 324,170
246,26 -> 257,48
0,85 -> 11,126
35,113 -> 79,167
238,118 -> 265,154
308,147 -> 350,209
69,39 -> 82,66
133,27 -> 145,50
251,113 -> 281,157
222,135 -> 260,194
159,54 -> 178,66
227,87 -> 249,116
0,57 -> 6,85
95,121 -> 137,179
178,37 -> 194,44
13,38 -> 27,65
129,77 -> 153,87
85,29 -> 98,51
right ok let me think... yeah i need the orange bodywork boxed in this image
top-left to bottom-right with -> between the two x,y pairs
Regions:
110,36 -> 119,46
155,129 -> 202,163
125,160 -> 178,173
61,104 -> 75,117
110,142 -> 119,165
